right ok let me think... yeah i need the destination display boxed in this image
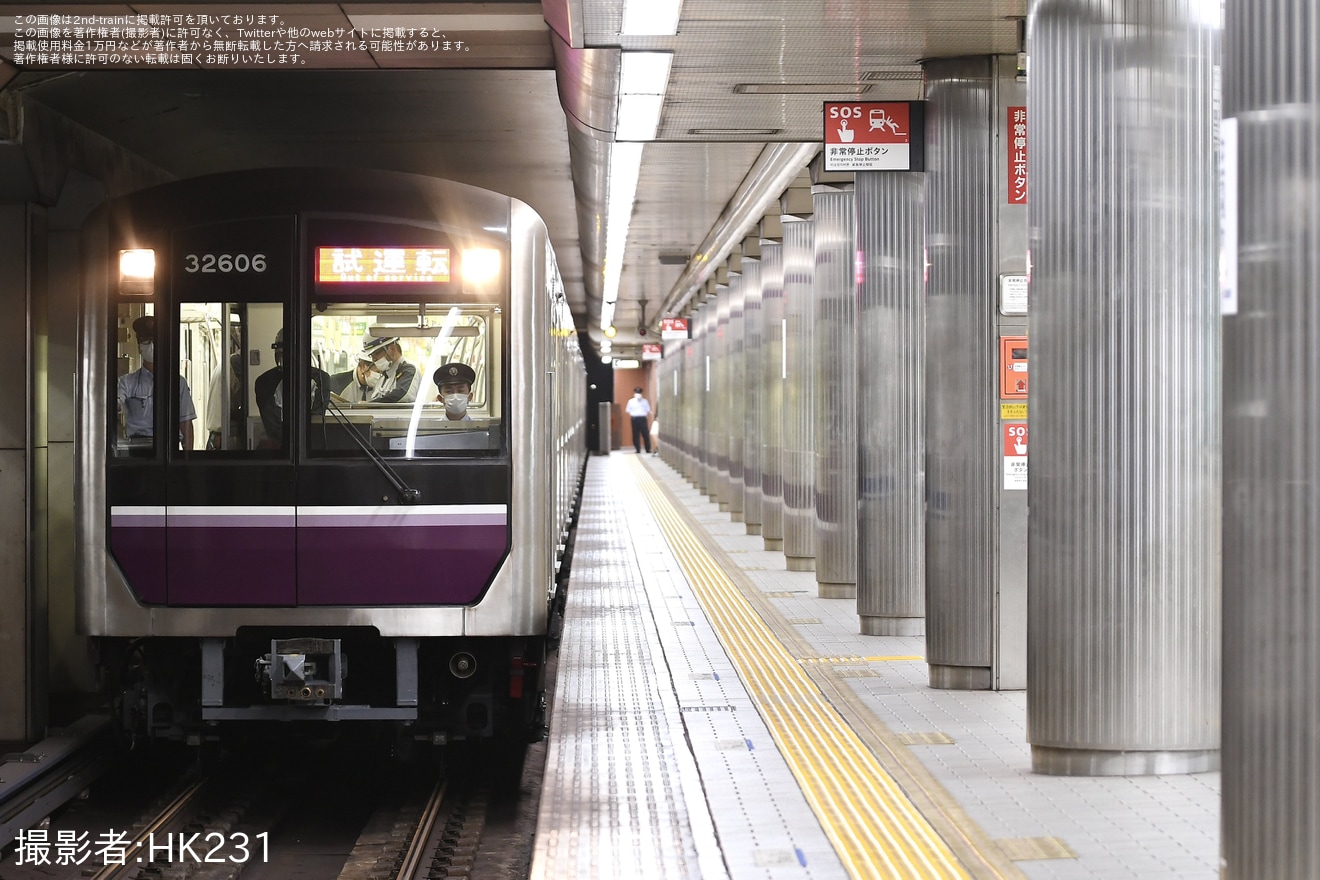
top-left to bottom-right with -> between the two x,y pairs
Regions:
317,246 -> 451,283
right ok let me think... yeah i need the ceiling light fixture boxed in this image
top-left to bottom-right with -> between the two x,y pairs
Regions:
617,53 -> 672,141
600,52 -> 672,332
620,52 -> 673,93
600,141 -> 644,332
621,0 -> 683,35
617,95 -> 665,141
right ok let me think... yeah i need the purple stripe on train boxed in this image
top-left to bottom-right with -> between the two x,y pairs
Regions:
300,513 -> 506,528
110,509 -> 508,607
298,523 -> 507,605
110,526 -> 168,604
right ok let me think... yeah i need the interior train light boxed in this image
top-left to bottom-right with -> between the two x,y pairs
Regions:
604,325 -> 617,338
461,248 -> 501,286
118,249 -> 156,295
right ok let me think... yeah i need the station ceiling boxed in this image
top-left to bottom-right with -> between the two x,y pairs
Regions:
0,1 -> 1024,359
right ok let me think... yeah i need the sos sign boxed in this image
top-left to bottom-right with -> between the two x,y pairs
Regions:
822,101 -> 926,172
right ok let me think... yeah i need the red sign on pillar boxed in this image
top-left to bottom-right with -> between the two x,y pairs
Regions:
1008,106 -> 1027,205
1003,424 -> 1028,457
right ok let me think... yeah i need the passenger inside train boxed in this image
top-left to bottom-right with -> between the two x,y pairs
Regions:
115,314 -> 196,453
113,301 -> 499,457
253,329 -> 332,447
328,333 -> 421,404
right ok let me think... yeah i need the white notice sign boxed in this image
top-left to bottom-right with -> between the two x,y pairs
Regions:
1000,274 -> 1029,316
1004,457 -> 1028,490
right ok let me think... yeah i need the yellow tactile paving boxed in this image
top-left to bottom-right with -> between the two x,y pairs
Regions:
630,457 -> 972,880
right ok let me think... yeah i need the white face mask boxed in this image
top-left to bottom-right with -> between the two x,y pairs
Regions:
139,341 -> 155,363
444,393 -> 469,418
373,355 -> 390,373
363,370 -> 384,389
634,392 -> 642,399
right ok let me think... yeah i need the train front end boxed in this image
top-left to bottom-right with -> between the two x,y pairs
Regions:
74,170 -> 575,748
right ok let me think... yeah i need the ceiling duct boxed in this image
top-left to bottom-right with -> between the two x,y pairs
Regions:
550,29 -> 620,334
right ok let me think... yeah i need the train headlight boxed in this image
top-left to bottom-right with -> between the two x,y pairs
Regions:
118,249 -> 156,295
461,248 -> 501,287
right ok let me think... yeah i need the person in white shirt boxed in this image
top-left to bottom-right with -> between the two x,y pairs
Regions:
330,334 -> 420,404
625,386 -> 653,454
117,315 -> 197,451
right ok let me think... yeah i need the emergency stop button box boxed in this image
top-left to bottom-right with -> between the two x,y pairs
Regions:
1000,336 -> 1028,399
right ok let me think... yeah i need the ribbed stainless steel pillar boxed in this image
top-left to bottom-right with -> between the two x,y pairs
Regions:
761,241 -> 786,552
682,334 -> 698,482
742,257 -> 764,535
781,218 -> 817,571
1223,1 -> 1320,873
924,56 -> 999,690
812,186 -> 857,598
695,305 -> 711,495
857,171 -> 927,636
713,290 -> 730,505
671,344 -> 682,470
727,275 -> 746,521
1028,1 -> 1220,776
688,330 -> 702,483
658,357 -> 672,465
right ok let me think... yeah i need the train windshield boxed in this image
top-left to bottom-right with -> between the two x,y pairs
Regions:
306,302 -> 503,457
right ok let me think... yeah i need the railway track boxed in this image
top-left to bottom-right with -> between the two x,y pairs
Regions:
2,744 -> 541,880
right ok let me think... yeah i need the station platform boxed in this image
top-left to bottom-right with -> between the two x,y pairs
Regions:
530,453 -> 1220,880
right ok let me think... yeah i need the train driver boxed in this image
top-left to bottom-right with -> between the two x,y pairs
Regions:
433,362 -> 476,421
117,315 -> 197,450
331,334 -> 420,404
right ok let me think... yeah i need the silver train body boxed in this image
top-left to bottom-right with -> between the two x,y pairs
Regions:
74,168 -> 586,744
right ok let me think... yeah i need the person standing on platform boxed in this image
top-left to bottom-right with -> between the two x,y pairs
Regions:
625,386 -> 653,454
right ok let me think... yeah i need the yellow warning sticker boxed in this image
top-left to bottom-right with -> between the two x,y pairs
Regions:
1001,403 -> 1028,420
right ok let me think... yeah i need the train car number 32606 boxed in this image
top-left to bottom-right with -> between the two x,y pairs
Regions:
183,253 -> 268,273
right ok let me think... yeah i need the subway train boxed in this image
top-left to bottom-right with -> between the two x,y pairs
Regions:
75,168 -> 586,749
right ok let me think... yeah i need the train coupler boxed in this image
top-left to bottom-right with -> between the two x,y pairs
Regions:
255,638 -> 345,703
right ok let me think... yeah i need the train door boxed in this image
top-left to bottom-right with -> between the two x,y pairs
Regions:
108,301 -> 169,603
162,300 -> 297,605
162,218 -> 299,606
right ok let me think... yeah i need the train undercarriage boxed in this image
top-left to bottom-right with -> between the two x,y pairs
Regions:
99,628 -> 549,749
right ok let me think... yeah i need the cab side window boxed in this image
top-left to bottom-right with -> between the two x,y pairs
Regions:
114,304 -> 156,457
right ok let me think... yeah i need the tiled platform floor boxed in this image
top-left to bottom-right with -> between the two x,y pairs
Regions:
532,453 -> 1220,880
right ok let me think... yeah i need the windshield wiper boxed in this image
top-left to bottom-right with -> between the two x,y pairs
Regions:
322,399 -> 421,504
